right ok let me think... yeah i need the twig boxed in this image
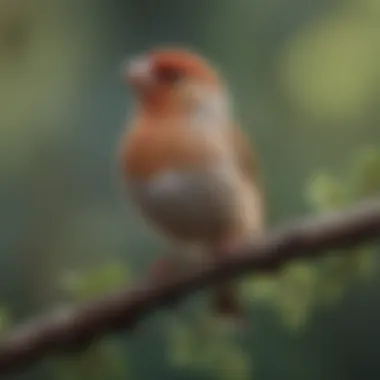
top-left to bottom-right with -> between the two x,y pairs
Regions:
1,200 -> 380,375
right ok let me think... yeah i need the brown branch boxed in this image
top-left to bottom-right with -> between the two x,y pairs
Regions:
1,200 -> 380,375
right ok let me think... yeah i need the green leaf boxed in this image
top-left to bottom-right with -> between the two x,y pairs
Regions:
348,147 -> 380,198
242,275 -> 278,302
60,262 -> 132,301
273,263 -> 319,330
214,344 -> 251,380
355,247 -> 375,278
306,173 -> 348,212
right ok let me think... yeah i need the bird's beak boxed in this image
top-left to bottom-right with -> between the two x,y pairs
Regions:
124,56 -> 155,89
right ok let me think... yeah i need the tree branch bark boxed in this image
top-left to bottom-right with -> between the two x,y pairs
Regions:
1,200 -> 380,375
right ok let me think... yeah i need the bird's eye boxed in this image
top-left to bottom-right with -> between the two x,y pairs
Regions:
156,66 -> 183,84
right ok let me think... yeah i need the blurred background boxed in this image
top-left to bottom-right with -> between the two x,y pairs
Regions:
1,0 -> 380,379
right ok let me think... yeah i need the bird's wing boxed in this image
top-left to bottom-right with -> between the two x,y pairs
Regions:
229,125 -> 266,232
229,126 -> 260,183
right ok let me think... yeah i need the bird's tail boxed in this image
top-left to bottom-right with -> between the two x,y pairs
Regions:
211,282 -> 246,326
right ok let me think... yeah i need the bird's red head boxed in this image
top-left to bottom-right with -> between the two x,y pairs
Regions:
123,47 -> 224,113
125,48 -> 219,89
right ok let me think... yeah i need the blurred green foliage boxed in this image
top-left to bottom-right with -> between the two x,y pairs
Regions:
244,147 -> 380,333
167,315 -> 251,380
49,263 -> 132,380
53,341 -> 127,380
1,0 -> 380,380
60,262 -> 133,301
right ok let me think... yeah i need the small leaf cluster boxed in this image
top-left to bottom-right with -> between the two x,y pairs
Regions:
244,147 -> 380,330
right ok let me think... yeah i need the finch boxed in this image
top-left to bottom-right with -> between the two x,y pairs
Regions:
118,47 -> 265,321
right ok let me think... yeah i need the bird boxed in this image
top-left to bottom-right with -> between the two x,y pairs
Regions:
118,47 -> 265,322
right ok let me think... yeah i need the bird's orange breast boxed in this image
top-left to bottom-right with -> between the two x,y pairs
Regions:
120,118 -> 223,181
